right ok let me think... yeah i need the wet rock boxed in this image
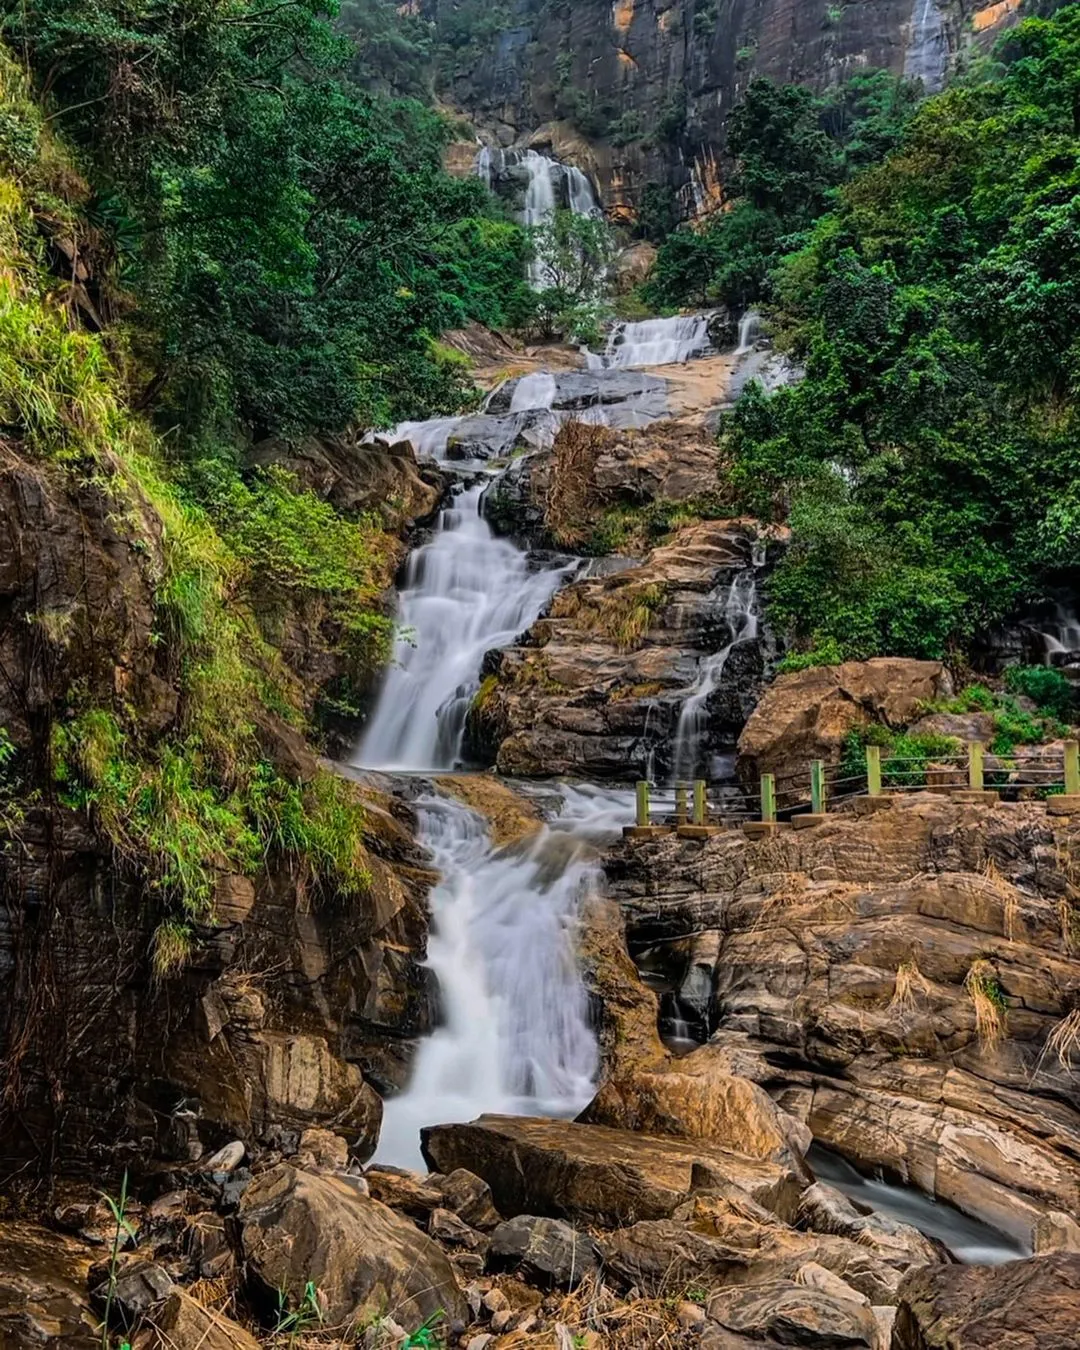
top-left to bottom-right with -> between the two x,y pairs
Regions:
435,1168 -> 503,1230
708,1280 -> 878,1348
469,520 -> 773,779
137,1290 -> 261,1350
421,1114 -> 804,1228
203,1140 -> 245,1173
489,1215 -> 599,1288
239,1163 -> 466,1328
579,1067 -> 811,1167
795,1184 -> 943,1272
736,658 -> 952,785
893,1253 -> 1080,1349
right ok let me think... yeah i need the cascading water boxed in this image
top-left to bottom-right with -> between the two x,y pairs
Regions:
374,792 -> 602,1170
357,480 -> 573,771
672,561 -> 762,780
903,0 -> 948,93
735,309 -> 761,354
587,314 -> 713,371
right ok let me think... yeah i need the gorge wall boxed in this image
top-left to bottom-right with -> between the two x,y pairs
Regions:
431,0 -> 1018,218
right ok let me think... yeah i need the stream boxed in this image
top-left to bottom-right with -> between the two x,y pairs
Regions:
353,150 -> 1019,1262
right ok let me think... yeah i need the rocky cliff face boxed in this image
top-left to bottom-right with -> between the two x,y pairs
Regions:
432,0 -> 1011,219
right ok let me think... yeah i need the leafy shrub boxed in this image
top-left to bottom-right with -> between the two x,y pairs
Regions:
1004,665 -> 1077,720
840,726 -> 961,787
776,637 -> 845,673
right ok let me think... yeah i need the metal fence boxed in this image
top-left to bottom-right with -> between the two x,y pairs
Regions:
626,739 -> 1080,835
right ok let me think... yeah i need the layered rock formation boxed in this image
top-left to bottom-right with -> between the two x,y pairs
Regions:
605,791 -> 1080,1243
467,517 -> 778,779
428,0 -> 1019,219
0,438 -> 440,1174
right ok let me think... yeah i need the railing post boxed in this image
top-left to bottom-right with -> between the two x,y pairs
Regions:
1066,740 -> 1080,797
866,744 -> 882,797
968,741 -> 984,792
675,783 -> 688,825
811,759 -> 827,815
761,773 -> 776,824
635,780 -> 650,828
693,779 -> 707,827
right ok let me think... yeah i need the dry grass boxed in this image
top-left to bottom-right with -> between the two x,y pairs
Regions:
980,857 -> 1020,940
964,958 -> 1008,1051
1038,1008 -> 1080,1075
889,958 -> 932,1016
492,1272 -> 707,1350
555,580 -> 667,651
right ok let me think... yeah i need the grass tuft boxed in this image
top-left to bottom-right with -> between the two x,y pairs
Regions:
964,958 -> 1008,1051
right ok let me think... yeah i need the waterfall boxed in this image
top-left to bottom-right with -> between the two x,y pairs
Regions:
736,309 -> 761,354
356,481 -> 574,771
374,790 -> 608,1170
476,143 -> 493,190
671,567 -> 760,780
903,0 -> 948,93
587,313 -> 713,371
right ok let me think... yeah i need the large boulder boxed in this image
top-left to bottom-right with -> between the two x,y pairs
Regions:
892,1253 -> 1080,1349
579,1067 -> 810,1166
238,1163 -> 466,1330
420,1114 -> 805,1227
736,658 -> 952,784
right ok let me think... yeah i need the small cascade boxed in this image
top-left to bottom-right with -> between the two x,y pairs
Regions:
587,313 -> 713,371
476,143 -> 493,190
566,165 -> 601,218
1031,602 -> 1080,671
375,791 -> 602,1170
356,482 -> 573,770
671,565 -> 761,780
509,370 -> 557,413
735,309 -> 761,354
904,0 -> 948,93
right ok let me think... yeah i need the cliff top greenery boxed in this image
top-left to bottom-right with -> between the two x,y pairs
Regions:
704,7 -> 1080,665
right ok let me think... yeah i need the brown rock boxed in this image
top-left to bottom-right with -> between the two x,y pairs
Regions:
489,1215 -> 599,1288
0,1222 -> 97,1349
435,1169 -> 503,1230
737,658 -> 952,784
141,1290 -> 261,1350
708,1280 -> 878,1348
893,1253 -> 1080,1349
297,1127 -> 349,1172
579,1066 -> 810,1167
429,1207 -> 488,1252
421,1114 -> 804,1228
238,1163 -> 466,1329
1032,1210 -> 1080,1253
365,1166 -> 445,1219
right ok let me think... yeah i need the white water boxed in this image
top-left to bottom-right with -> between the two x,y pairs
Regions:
375,792 -> 602,1170
587,313 -> 713,371
357,482 -> 573,770
904,0 -> 948,93
736,309 -> 761,354
672,565 -> 761,780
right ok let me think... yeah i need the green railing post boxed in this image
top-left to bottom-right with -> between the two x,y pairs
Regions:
761,773 -> 776,824
675,783 -> 688,825
693,779 -> 707,827
866,744 -> 882,797
635,780 -> 650,828
968,741 -> 984,792
1066,740 -> 1080,797
811,759 -> 826,815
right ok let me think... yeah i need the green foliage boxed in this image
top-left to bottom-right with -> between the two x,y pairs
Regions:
401,1312 -> 446,1349
925,682 -> 1068,754
775,637 -> 845,673
723,8 -> 1080,662
1004,665 -> 1077,720
526,210 -> 615,341
3,0 -> 530,446
646,71 -> 920,309
840,726 -> 961,787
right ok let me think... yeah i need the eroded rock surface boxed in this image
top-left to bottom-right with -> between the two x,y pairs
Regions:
604,793 -> 1080,1243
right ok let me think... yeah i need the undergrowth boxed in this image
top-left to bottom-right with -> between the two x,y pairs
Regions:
0,51 -> 381,976
840,726 -> 961,788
